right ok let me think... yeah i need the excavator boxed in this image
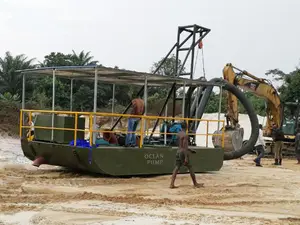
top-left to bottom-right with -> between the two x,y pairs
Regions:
213,63 -> 300,155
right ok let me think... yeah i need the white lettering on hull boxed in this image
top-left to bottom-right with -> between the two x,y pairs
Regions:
144,153 -> 164,165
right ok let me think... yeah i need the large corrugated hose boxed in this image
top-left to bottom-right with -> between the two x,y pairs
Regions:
196,78 -> 259,160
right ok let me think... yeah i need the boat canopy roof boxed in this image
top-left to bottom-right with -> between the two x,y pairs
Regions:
17,65 -> 219,87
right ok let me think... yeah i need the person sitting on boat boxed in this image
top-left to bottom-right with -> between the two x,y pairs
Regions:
125,97 -> 144,147
103,129 -> 118,145
26,119 -> 35,141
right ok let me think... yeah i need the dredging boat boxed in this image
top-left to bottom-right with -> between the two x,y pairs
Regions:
18,24 -> 259,176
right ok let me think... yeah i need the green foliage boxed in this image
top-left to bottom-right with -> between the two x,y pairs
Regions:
204,92 -> 226,113
71,50 -> 99,66
238,92 -> 266,116
0,92 -> 20,103
40,52 -> 73,67
266,67 -> 300,103
151,54 -> 185,76
149,54 -> 186,100
1,48 -> 299,125
0,51 -> 35,98
29,90 -> 49,109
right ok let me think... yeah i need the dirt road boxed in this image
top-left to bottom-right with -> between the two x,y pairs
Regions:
1,155 -> 300,225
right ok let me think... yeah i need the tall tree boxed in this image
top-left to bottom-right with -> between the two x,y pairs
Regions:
40,52 -> 73,67
151,54 -> 185,76
0,51 -> 35,98
266,67 -> 300,103
71,50 -> 99,66
149,54 -> 186,99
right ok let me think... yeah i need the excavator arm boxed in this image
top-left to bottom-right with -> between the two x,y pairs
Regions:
223,63 -> 282,136
223,65 -> 239,128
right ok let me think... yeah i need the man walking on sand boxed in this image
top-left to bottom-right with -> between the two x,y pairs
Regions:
295,128 -> 300,165
170,122 -> 203,189
253,124 -> 265,167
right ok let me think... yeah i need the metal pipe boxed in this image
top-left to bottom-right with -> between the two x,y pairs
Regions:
111,84 -> 115,126
70,79 -> 73,111
218,86 -> 223,131
112,84 -> 115,113
206,121 -> 209,147
143,76 -> 148,145
22,73 -> 25,109
93,68 -> 98,145
182,82 -> 186,118
178,33 -> 193,48
153,43 -> 177,74
110,29 -> 201,131
144,76 -> 148,115
111,87 -> 144,130
164,105 -> 168,145
178,32 -> 210,76
21,73 -> 25,132
190,25 -> 196,80
149,83 -> 176,140
172,85 -> 176,120
175,27 -> 180,77
51,69 -> 56,141
194,86 -> 201,130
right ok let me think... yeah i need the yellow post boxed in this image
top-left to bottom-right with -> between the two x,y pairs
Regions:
222,121 -> 225,148
185,119 -> 188,134
19,110 -> 23,138
206,120 -> 209,147
147,119 -> 150,136
28,111 -> 32,140
74,113 -> 78,146
89,114 -> 93,146
139,116 -> 144,148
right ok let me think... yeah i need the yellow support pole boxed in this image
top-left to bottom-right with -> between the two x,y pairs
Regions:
19,110 -> 23,138
28,111 -> 32,140
222,121 -> 225,148
147,119 -> 150,136
185,119 -> 188,134
206,120 -> 209,147
74,113 -> 78,146
18,109 -> 226,149
89,114 -> 93,146
139,117 -> 144,148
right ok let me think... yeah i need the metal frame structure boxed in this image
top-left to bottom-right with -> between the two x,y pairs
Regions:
110,25 -> 211,130
18,24 -> 219,146
17,63 -> 222,145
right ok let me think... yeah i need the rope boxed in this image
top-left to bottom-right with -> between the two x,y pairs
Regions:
193,47 -> 199,76
193,38 -> 206,79
201,47 -> 206,78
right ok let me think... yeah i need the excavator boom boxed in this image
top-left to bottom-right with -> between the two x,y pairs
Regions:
223,63 -> 282,136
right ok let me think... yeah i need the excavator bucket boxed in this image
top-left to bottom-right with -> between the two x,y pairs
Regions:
212,128 -> 244,152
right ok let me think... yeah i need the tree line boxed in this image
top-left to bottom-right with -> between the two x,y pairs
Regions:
0,50 -> 299,116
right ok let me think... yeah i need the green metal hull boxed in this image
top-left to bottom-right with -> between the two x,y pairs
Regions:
21,138 -> 224,176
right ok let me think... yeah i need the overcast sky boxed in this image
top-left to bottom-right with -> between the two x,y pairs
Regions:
1,0 -> 299,87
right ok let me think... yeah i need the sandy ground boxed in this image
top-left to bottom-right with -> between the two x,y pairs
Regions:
1,157 -> 300,225
1,136 -> 300,224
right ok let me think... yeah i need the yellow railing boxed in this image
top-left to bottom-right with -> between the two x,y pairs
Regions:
20,109 -> 225,148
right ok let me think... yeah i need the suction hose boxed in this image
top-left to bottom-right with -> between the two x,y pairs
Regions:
195,78 -> 259,160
